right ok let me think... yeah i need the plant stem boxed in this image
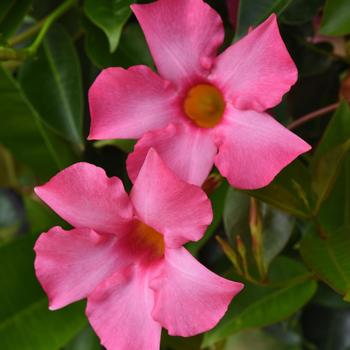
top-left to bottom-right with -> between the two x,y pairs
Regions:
8,19 -> 45,47
0,0 -> 77,61
287,101 -> 340,130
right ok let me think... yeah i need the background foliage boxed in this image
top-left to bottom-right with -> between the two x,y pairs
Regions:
0,0 -> 350,349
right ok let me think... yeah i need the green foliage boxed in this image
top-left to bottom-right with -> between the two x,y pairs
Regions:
0,235 -> 87,350
19,25 -> 84,147
84,0 -> 133,53
0,0 -> 350,349
320,0 -> 350,35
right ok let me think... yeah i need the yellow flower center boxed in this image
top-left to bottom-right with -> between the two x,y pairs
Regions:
183,84 -> 225,128
133,221 -> 165,259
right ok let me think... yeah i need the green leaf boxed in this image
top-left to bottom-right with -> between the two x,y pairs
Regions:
245,160 -> 312,219
84,0 -> 132,53
93,139 -> 136,153
312,101 -> 350,230
235,0 -> 292,39
84,20 -> 153,69
0,145 -> 16,187
19,25 -> 83,147
222,329 -> 302,350
186,180 -> 229,255
311,140 -> 350,214
300,226 -> 350,300
64,327 -> 101,350
223,188 -> 294,266
281,0 -> 323,25
202,257 -> 316,347
0,0 -> 32,41
320,0 -> 350,36
0,65 -> 76,180
0,234 -> 87,350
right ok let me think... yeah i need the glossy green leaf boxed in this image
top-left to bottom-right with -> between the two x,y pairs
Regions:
312,139 -> 350,213
0,234 -> 87,350
245,160 -> 312,218
235,0 -> 292,39
84,0 -> 132,53
93,139 -> 136,153
224,188 -> 294,266
64,327 -> 101,350
0,65 -> 76,180
320,0 -> 350,36
19,25 -> 83,147
222,329 -> 302,350
281,0 -> 323,25
203,257 -> 316,347
0,0 -> 32,41
84,21 -> 153,69
300,226 -> 350,300
186,180 -> 229,255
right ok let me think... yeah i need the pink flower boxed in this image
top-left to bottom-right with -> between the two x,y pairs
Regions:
34,149 -> 243,350
88,0 -> 311,190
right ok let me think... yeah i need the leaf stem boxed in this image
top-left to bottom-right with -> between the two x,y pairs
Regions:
287,101 -> 341,130
0,0 -> 77,61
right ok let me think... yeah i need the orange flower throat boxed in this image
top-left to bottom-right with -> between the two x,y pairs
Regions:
183,84 -> 225,128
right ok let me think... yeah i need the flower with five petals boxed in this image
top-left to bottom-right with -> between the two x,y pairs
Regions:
34,149 -> 243,350
88,0 -> 311,190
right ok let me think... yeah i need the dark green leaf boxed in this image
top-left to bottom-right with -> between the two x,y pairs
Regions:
93,139 -> 136,153
320,0 -> 350,36
203,257 -> 316,346
64,327 -> 101,350
0,0 -> 32,41
245,160 -> 312,218
84,0 -> 132,53
235,0 -> 292,39
0,65 -> 76,180
0,145 -> 16,187
84,21 -> 153,69
19,25 -> 83,147
281,0 -> 323,25
0,234 -> 87,350
300,226 -> 350,300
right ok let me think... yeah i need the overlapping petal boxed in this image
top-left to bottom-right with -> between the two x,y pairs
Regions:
130,149 -> 212,247
150,247 -> 243,336
127,123 -> 217,186
214,107 -> 311,189
210,14 -> 297,112
132,0 -> 224,85
88,65 -> 179,140
34,227 -> 128,310
86,266 -> 161,350
35,162 -> 133,234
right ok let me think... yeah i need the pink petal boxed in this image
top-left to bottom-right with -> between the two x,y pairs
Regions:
150,247 -> 243,336
210,14 -> 297,112
131,0 -> 224,85
35,162 -> 133,234
34,226 -> 129,310
130,149 -> 212,247
88,65 -> 178,140
86,265 -> 161,350
127,123 -> 217,186
214,107 -> 311,189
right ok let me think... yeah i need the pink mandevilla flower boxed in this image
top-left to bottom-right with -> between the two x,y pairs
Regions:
34,149 -> 243,350
88,0 -> 311,190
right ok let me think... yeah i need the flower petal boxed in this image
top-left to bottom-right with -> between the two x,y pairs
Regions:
210,14 -> 297,112
35,162 -> 133,234
130,149 -> 212,247
127,123 -> 217,186
34,226 -> 129,310
88,65 -> 178,140
150,247 -> 243,336
214,107 -> 311,189
86,265 -> 161,350
131,0 -> 224,85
